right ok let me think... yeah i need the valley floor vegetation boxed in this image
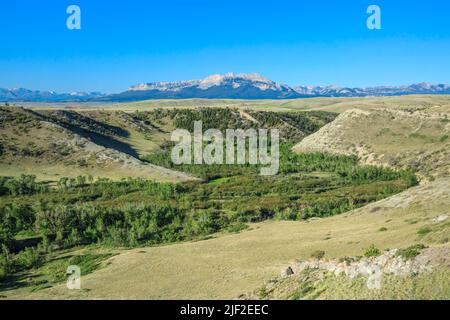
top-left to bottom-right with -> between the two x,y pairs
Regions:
0,146 -> 417,284
0,106 -> 419,294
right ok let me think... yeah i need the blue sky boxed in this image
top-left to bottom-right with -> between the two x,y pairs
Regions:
1,0 -> 449,92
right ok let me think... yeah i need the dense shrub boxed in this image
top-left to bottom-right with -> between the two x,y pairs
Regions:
1,203 -> 35,234
34,202 -> 219,248
0,175 -> 47,196
14,247 -> 44,270
0,225 -> 14,252
396,244 -> 427,260
0,250 -> 12,280
364,245 -> 381,257
0,245 -> 45,279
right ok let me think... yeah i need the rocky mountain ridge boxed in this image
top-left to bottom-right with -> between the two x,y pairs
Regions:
2,73 -> 449,102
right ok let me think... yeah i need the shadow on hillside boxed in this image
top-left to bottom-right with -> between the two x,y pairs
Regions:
25,109 -> 140,158
73,128 -> 140,158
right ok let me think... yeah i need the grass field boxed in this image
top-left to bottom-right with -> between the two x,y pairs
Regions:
1,95 -> 449,300
22,95 -> 450,113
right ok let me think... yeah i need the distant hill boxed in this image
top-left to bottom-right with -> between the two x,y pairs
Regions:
293,82 -> 450,98
0,88 -> 104,102
2,73 -> 449,102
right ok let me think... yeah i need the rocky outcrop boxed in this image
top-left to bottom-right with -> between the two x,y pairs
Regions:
283,249 -> 432,282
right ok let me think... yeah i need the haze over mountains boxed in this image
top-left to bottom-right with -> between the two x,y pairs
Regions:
0,88 -> 105,102
2,73 -> 449,102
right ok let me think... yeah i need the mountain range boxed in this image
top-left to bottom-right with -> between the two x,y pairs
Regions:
0,88 -> 104,102
2,73 -> 449,102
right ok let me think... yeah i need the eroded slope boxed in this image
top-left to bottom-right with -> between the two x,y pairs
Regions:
293,105 -> 450,180
0,107 -> 194,182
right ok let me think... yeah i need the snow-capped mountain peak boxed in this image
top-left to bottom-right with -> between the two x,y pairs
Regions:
129,73 -> 286,92
1,73 -> 449,102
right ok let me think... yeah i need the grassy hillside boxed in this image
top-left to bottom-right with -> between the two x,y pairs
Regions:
293,101 -> 450,180
1,95 -> 449,300
1,106 -> 335,181
0,107 -> 194,182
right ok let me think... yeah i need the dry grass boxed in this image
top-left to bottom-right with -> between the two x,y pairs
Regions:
22,95 -> 450,113
4,177 -> 449,300
293,100 -> 450,180
0,107 -> 194,182
2,95 -> 449,300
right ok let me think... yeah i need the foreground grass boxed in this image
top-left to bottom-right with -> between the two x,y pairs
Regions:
0,248 -> 115,297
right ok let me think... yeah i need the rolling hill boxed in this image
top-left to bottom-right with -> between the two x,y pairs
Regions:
0,106 -> 194,182
1,95 -> 449,300
292,101 -> 450,180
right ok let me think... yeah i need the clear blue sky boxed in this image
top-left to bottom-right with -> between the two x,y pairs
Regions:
1,0 -> 449,92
